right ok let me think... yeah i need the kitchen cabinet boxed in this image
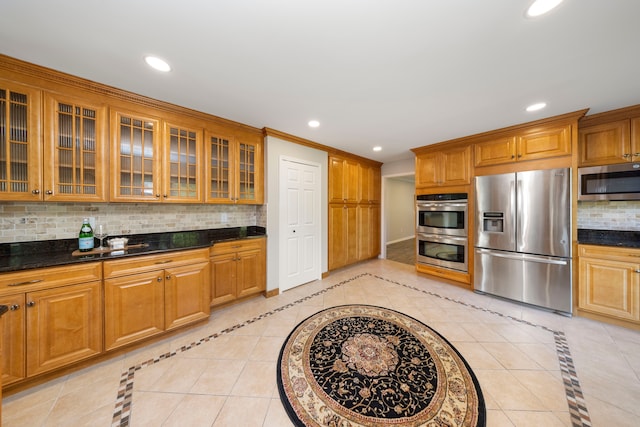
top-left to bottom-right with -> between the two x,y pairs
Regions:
43,92 -> 108,201
357,204 -> 380,261
162,120 -> 203,203
204,127 -> 264,204
0,79 -> 42,201
0,262 -> 102,385
415,145 -> 470,188
329,203 -> 358,270
474,124 -> 571,167
329,155 -> 359,203
209,237 -> 266,306
578,245 -> 640,323
103,248 -> 210,350
359,164 -> 381,203
578,119 -> 640,166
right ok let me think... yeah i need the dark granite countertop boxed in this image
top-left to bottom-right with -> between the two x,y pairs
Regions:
578,229 -> 640,249
0,226 -> 266,273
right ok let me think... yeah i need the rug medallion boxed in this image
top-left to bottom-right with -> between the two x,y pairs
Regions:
277,304 -> 486,426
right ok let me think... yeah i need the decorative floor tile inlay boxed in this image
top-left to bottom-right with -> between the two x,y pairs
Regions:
110,273 -> 591,427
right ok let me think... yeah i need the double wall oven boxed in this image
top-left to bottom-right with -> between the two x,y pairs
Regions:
416,193 -> 468,272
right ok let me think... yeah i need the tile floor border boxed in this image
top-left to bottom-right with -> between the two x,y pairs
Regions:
110,273 -> 591,427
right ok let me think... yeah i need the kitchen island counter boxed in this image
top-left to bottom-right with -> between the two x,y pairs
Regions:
0,226 -> 266,273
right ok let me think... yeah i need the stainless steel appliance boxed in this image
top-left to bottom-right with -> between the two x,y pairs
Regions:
416,193 -> 468,272
416,193 -> 467,236
474,168 -> 572,315
578,162 -> 640,201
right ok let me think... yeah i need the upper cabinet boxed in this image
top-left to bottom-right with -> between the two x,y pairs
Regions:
329,155 -> 359,203
414,144 -> 470,188
204,126 -> 263,204
474,124 -> 571,167
0,80 -> 42,201
578,106 -> 640,166
359,163 -> 381,203
43,92 -> 108,201
163,120 -> 203,203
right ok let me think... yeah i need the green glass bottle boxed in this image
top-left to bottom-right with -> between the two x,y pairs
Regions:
78,218 -> 94,252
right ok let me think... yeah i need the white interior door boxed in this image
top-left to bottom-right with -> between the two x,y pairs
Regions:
279,157 -> 321,292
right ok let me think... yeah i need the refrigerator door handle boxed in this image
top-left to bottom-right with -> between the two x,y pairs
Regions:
475,248 -> 568,265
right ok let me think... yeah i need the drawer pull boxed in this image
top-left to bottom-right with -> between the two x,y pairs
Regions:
9,304 -> 20,311
166,275 -> 171,280
154,260 -> 173,265
157,277 -> 163,282
26,301 -> 36,307
8,279 -> 43,287
635,269 -> 640,273
232,245 -> 242,249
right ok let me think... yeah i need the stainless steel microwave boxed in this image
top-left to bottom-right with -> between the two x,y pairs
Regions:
578,162 -> 640,201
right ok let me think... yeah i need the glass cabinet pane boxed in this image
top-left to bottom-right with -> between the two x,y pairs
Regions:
118,115 -> 156,198
238,142 -> 256,200
208,135 -> 231,200
0,88 -> 31,195
168,126 -> 198,199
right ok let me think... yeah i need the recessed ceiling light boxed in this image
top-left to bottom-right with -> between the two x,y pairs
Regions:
144,56 -> 171,72
308,120 -> 320,128
526,0 -> 563,17
526,102 -> 547,112
373,146 -> 382,152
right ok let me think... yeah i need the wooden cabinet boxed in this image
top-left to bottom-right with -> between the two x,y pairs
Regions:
209,237 -> 266,306
329,156 -> 359,203
578,245 -> 640,323
0,79 -> 42,201
162,120 -> 203,203
103,249 -> 210,350
329,203 -> 358,270
0,262 -> 102,385
474,124 -> 571,167
578,118 -> 640,166
43,92 -> 108,201
204,127 -> 263,205
357,204 -> 380,261
359,164 -> 381,203
415,145 -> 470,188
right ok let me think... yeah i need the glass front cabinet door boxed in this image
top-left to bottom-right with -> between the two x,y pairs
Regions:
0,80 -> 42,201
163,121 -> 203,203
43,93 -> 107,201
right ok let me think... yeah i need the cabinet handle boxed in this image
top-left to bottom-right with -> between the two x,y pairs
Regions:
26,301 -> 36,307
623,153 -> 631,158
231,245 -> 241,248
155,194 -> 161,198
155,260 -> 173,264
517,154 -> 522,158
9,304 -> 20,311
163,194 -> 168,198
157,277 -> 163,282
635,269 -> 640,273
166,274 -> 171,280
31,189 -> 40,195
633,153 -> 640,157
46,190 -> 53,195
511,155 -> 515,159
8,279 -> 43,287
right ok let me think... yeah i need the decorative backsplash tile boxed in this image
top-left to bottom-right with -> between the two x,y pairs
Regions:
577,201 -> 640,231
0,203 -> 267,243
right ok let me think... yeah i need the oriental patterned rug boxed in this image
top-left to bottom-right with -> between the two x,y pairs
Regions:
277,304 -> 486,427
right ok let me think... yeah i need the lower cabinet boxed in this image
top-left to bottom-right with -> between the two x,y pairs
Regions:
210,237 -> 266,306
103,248 -> 210,351
578,245 -> 640,323
0,262 -> 103,386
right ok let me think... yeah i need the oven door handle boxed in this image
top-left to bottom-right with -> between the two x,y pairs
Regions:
418,234 -> 467,243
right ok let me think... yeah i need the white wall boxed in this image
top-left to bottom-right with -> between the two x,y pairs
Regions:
265,136 -> 328,292
384,179 -> 415,243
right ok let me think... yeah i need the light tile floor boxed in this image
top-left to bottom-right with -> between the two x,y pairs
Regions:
3,259 -> 640,426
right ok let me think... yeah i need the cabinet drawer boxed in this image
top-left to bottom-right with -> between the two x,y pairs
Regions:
579,244 -> 640,262
103,248 -> 209,278
210,238 -> 265,256
0,262 -> 102,294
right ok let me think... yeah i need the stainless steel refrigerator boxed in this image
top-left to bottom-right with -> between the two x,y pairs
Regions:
474,168 -> 572,315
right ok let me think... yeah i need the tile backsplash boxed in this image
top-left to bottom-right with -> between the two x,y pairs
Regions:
577,200 -> 640,230
0,202 -> 267,243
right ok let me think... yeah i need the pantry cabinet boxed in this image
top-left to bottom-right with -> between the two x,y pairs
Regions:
578,245 -> 640,323
209,237 -> 266,306
474,124 -> 571,167
0,262 -> 102,385
0,79 -> 42,201
103,249 -> 210,350
204,127 -> 263,205
329,155 -> 359,203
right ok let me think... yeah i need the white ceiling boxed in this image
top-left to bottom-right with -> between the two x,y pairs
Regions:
2,0 -> 640,164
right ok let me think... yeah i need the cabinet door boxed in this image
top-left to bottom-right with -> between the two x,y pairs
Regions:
43,93 -> 107,201
104,271 -> 165,350
415,152 -> 440,187
210,252 -> 237,306
329,157 -> 358,202
110,110 -> 162,202
236,248 -> 266,298
474,137 -> 517,167
0,80 -> 42,201
357,205 -> 371,260
630,117 -> 640,162
205,131 -> 234,203
236,137 -> 263,204
329,203 -> 358,270
441,146 -> 471,185
165,261 -> 210,330
163,122 -> 203,203
518,124 -> 571,162
578,120 -> 630,166
25,282 -> 102,376
0,293 -> 25,386
579,257 -> 640,321
359,165 -> 381,203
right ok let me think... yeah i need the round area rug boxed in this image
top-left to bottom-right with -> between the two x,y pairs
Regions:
277,304 -> 485,427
